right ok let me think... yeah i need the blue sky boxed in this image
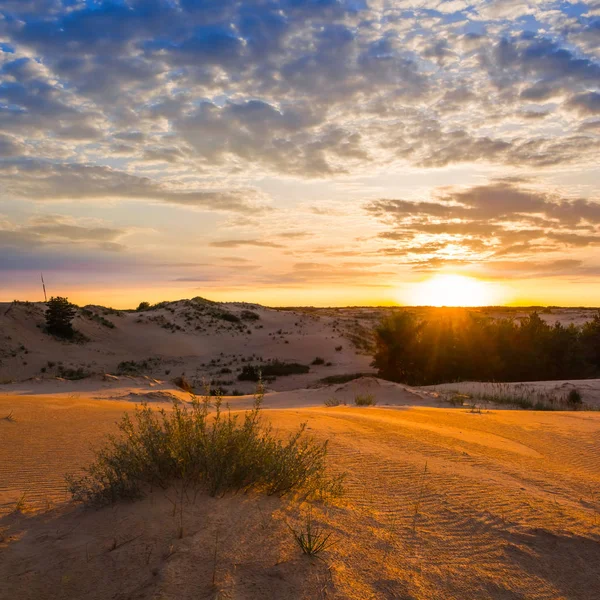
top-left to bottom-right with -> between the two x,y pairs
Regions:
0,0 -> 599,306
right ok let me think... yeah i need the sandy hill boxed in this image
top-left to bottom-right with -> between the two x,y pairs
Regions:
0,299 -> 374,392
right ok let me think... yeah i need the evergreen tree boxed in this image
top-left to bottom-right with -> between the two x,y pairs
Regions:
45,296 -> 77,338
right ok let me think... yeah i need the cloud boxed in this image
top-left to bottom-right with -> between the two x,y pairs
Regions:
567,92 -> 600,116
0,214 -> 129,252
1,0 -> 600,296
366,179 -> 600,267
0,159 -> 269,213
209,239 -> 284,248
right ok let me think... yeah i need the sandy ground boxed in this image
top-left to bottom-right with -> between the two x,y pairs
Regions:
2,383 -> 600,599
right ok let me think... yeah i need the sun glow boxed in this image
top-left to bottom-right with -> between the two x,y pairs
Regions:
408,274 -> 500,307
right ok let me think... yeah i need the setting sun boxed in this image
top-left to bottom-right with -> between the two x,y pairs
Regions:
408,274 -> 500,307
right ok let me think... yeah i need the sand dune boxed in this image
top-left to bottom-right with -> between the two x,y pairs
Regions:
2,386 -> 600,599
0,300 -> 373,391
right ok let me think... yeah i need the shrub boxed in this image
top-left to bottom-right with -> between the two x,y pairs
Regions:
173,375 -> 193,393
240,310 -> 260,321
57,366 -> 91,380
136,301 -> 150,311
354,393 -> 376,406
45,296 -> 77,339
238,361 -> 310,381
324,398 -> 342,407
217,311 -> 240,323
335,346 -> 343,352
319,373 -> 371,385
567,388 -> 583,406
117,358 -> 160,376
311,357 -> 325,365
66,385 -> 343,505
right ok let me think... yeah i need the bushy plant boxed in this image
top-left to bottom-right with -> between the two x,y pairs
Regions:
354,393 -> 376,406
312,357 -> 325,365
567,388 -> 582,406
324,397 -> 342,407
238,361 -> 310,381
173,375 -> 193,392
66,384 -> 343,505
240,310 -> 260,321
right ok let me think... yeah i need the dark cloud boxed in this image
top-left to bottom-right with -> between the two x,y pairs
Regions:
567,92 -> 600,115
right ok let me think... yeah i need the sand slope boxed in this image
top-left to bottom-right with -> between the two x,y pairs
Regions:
2,389 -> 600,599
0,300 -> 373,391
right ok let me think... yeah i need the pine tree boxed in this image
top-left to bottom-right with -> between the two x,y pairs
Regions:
45,296 -> 77,338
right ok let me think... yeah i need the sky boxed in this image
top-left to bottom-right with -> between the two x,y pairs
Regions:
0,0 -> 599,308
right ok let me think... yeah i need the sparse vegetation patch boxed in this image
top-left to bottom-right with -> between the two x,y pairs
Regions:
238,360 -> 310,381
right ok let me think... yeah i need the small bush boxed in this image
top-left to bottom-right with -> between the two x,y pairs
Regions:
447,393 -> 470,407
324,398 -> 343,407
335,346 -> 343,352
66,385 -> 343,505
354,393 -> 376,406
57,366 -> 91,380
136,301 -> 150,311
319,373 -> 371,385
238,361 -> 310,381
173,375 -> 193,393
312,357 -> 325,366
240,310 -> 260,321
217,311 -> 240,323
567,388 -> 583,406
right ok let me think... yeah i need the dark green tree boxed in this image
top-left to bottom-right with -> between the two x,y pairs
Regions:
45,296 -> 77,338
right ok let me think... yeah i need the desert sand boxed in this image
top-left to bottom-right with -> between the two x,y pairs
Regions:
2,379 -> 600,599
2,302 -> 600,599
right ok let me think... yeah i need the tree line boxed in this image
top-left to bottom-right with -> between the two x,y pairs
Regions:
372,311 -> 600,385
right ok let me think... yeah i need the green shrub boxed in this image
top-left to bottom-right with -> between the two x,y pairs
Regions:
136,301 -> 150,311
312,357 -> 325,365
288,510 -> 335,557
354,393 -> 376,406
66,385 -> 343,505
